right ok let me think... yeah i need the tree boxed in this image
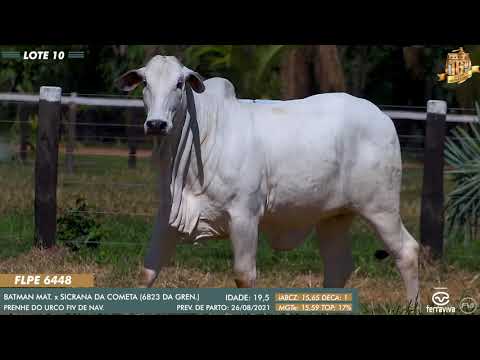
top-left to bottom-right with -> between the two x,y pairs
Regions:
184,45 -> 290,99
444,103 -> 480,245
280,45 -> 346,100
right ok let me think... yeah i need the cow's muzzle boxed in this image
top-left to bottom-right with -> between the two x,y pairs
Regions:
145,119 -> 168,135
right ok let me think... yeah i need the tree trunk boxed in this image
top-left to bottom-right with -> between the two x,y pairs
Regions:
312,45 -> 346,93
280,45 -> 345,100
280,46 -> 313,100
403,46 -> 427,106
349,46 -> 369,97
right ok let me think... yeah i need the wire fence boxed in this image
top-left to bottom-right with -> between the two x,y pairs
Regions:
0,96 -> 479,262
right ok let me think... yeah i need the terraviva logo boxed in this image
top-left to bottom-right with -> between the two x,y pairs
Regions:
432,289 -> 449,306
426,288 -> 456,313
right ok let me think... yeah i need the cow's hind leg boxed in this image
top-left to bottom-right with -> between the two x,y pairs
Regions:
361,210 -> 419,306
229,212 -> 259,288
315,214 -> 355,288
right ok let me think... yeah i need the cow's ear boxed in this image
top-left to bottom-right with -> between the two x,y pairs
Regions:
115,67 -> 146,92
184,67 -> 205,93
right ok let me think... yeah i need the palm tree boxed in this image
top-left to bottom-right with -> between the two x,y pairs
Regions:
184,45 -> 291,99
444,102 -> 480,245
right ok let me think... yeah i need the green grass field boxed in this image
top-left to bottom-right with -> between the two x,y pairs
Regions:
0,148 -> 479,313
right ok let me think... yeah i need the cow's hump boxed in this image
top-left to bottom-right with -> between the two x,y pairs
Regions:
203,77 -> 237,100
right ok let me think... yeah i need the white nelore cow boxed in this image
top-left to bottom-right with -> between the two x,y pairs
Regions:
116,55 -> 419,303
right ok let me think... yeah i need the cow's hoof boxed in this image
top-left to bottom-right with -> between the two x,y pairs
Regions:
234,279 -> 255,288
139,268 -> 157,288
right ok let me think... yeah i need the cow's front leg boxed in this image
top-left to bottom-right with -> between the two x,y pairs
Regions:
140,234 -> 176,288
229,213 -> 259,288
140,216 -> 177,288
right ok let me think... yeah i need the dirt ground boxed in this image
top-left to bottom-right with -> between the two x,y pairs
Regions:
58,145 -> 153,158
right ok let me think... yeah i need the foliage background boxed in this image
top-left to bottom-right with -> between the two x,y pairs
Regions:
2,44 -> 480,244
1,45 -> 478,108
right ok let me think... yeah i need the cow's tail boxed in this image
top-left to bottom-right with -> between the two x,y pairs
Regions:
374,249 -> 390,260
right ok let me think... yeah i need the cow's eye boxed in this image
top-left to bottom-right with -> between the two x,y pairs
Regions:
176,80 -> 183,89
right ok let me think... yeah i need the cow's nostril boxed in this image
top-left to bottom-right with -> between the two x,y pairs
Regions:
146,120 -> 168,133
